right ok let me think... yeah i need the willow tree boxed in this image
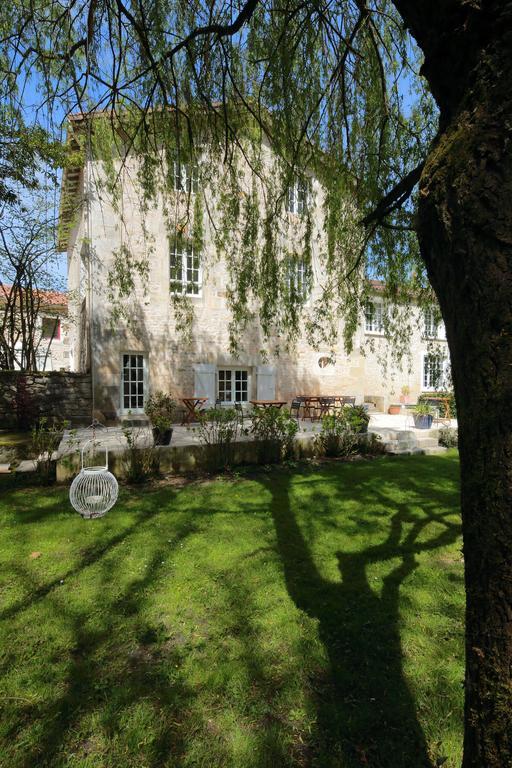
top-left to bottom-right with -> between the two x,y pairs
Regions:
5,0 -> 512,764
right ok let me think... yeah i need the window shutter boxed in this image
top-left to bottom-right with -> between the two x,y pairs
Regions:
193,363 -> 216,405
256,365 -> 276,400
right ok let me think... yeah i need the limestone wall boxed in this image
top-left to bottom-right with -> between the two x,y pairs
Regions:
0,371 -> 92,429
66,149 -> 451,419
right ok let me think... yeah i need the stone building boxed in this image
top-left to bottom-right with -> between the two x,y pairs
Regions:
61,120 -> 450,421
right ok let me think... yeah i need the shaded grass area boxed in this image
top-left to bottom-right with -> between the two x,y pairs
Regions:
0,453 -> 463,767
0,431 -> 32,447
0,431 -> 33,461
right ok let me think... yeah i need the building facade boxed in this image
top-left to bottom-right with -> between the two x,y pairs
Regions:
62,130 -> 450,421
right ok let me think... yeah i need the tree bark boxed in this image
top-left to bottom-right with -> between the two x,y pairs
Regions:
410,19 -> 512,768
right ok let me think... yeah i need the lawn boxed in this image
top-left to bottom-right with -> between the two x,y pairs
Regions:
0,453 -> 463,768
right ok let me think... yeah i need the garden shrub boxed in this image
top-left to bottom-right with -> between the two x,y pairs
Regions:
359,432 -> 387,456
439,427 -> 458,448
315,412 -> 359,458
344,405 -> 370,434
250,407 -> 298,463
122,426 -> 160,483
196,407 -> 241,471
31,416 -> 69,483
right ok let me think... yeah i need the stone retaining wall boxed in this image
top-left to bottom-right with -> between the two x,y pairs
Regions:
0,371 -> 92,428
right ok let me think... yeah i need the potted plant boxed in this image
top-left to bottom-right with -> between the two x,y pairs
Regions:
145,392 -> 176,445
388,403 -> 402,415
399,385 -> 410,404
412,401 -> 434,429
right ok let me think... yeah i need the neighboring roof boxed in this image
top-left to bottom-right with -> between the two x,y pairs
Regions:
0,284 -> 68,311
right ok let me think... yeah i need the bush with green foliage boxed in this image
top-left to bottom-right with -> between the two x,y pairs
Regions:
196,407 -> 241,471
144,391 -> 177,430
122,426 -> 160,483
439,427 -> 458,448
344,405 -> 370,434
31,416 -> 69,482
250,406 -> 299,463
413,401 -> 435,417
359,433 -> 387,456
315,412 -> 358,458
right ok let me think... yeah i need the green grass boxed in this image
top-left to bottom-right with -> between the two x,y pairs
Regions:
0,452 -> 463,768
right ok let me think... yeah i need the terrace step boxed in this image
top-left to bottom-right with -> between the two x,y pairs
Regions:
414,437 -> 439,449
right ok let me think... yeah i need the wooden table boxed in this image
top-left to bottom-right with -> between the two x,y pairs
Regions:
300,396 -> 322,420
250,400 -> 287,409
423,396 -> 451,420
181,397 -> 208,425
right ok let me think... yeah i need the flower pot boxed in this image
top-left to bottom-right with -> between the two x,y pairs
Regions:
152,427 -> 173,446
413,414 -> 433,429
388,404 -> 401,415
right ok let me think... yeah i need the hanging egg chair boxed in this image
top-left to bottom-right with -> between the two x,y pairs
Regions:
69,440 -> 118,519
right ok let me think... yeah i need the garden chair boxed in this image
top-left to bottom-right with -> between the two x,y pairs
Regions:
290,398 -> 303,421
318,397 -> 334,418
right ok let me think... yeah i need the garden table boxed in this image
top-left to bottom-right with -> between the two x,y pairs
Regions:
300,396 -> 321,420
181,397 -> 208,425
250,400 -> 287,409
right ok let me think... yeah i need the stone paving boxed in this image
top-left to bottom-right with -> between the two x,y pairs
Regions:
1,412 -> 458,474
58,412 -> 457,454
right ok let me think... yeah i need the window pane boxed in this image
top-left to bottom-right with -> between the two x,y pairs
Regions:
122,354 -> 145,410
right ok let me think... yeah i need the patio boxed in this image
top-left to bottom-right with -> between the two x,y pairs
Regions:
55,411 -> 457,480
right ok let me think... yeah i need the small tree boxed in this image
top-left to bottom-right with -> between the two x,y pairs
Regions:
0,196 -> 65,371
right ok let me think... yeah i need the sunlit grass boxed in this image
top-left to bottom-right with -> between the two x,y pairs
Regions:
0,452 -> 463,767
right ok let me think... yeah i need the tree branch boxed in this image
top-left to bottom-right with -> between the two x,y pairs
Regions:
360,161 -> 425,227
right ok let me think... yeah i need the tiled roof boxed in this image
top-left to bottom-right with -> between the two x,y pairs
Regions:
0,284 -> 68,309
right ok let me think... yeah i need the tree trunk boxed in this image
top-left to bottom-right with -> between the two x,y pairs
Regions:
415,27 -> 512,768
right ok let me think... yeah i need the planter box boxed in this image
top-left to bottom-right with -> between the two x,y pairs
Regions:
152,427 -> 173,446
413,414 -> 433,429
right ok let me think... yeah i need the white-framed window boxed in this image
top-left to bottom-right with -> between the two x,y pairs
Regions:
170,240 -> 201,296
173,161 -> 198,193
41,317 -> 61,341
365,300 -> 384,334
423,307 -> 445,339
422,353 -> 451,391
121,353 -> 146,412
286,178 -> 309,215
286,258 -> 311,301
217,369 -> 249,404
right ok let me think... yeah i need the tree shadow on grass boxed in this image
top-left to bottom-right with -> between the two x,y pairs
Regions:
261,456 -> 461,767
0,484 -> 207,768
